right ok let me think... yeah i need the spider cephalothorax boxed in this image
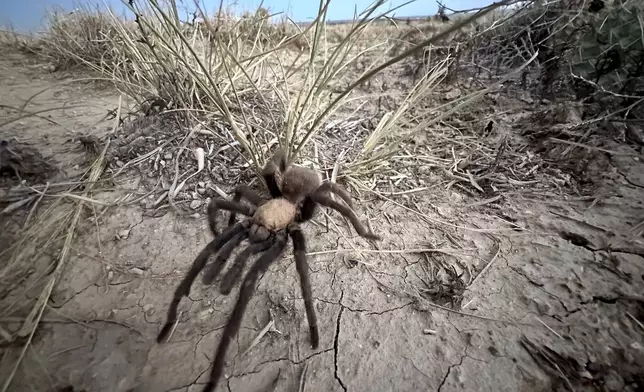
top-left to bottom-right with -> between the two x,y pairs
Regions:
259,148 -> 380,239
156,148 -> 380,392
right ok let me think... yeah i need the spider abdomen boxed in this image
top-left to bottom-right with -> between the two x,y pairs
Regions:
253,198 -> 296,230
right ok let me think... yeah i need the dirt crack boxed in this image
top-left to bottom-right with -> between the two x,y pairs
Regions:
366,302 -> 413,315
560,230 -> 644,259
231,348 -> 333,379
256,268 -> 269,289
52,283 -> 98,308
506,263 -> 543,287
334,290 -> 347,392
340,301 -> 413,315
192,324 -> 227,357
608,156 -> 644,189
170,366 -> 209,391
609,247 -> 644,259
437,349 -> 467,392
587,295 -> 619,304
129,214 -> 145,233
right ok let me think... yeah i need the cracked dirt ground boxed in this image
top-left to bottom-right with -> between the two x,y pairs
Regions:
1,55 -> 644,392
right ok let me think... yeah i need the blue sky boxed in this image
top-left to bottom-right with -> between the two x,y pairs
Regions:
1,0 -> 494,32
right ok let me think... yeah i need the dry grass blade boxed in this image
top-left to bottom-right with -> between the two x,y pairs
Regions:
241,314 -> 275,356
298,362 -> 309,392
0,104 -> 88,129
291,0 -> 515,160
467,241 -> 501,288
535,317 -> 564,339
0,97 -> 119,392
1,197 -> 36,215
24,182 -> 49,227
346,50 -> 539,181
1,143 -> 111,392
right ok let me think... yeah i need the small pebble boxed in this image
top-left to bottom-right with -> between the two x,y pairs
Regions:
130,267 -> 144,276
115,160 -> 124,167
423,329 -> 437,335
191,192 -> 199,200
190,200 -> 203,210
116,229 -> 130,240
444,89 -> 460,101
164,153 -> 172,160
197,188 -> 206,195
198,181 -> 205,188
143,304 -> 155,315
107,271 -> 114,281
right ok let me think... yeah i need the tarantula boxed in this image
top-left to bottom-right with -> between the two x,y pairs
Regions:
156,149 -> 380,392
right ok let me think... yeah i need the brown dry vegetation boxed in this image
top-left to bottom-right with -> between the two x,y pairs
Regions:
1,0 -> 643,391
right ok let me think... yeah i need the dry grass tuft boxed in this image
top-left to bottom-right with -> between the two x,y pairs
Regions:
5,0 -> 640,198
7,0 -> 513,178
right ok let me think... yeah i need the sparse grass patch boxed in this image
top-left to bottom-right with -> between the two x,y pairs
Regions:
6,0 -> 512,178
0,29 -> 39,55
37,5 -> 133,71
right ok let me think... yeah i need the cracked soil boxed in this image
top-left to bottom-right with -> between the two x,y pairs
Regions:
1,52 -> 643,392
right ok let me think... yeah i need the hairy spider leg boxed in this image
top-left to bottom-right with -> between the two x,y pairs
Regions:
219,239 -> 274,294
290,224 -> 319,349
269,147 -> 288,172
315,182 -> 355,209
226,185 -> 267,227
156,223 -> 245,343
201,230 -> 249,285
261,148 -> 288,198
203,235 -> 288,392
262,170 -> 282,198
298,197 -> 317,222
207,198 -> 254,236
311,191 -> 381,241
